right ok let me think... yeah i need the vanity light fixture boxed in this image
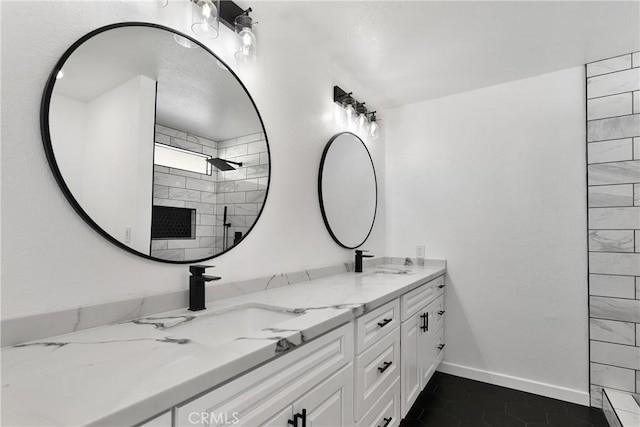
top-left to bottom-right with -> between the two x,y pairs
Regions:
333,86 -> 380,138
191,0 -> 220,39
234,9 -> 257,63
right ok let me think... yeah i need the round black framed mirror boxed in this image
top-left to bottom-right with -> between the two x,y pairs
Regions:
41,23 -> 270,263
318,132 -> 377,249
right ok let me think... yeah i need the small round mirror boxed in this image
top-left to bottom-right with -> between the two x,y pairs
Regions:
318,132 -> 377,248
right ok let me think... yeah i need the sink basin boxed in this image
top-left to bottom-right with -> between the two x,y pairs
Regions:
374,267 -> 413,275
160,304 -> 298,346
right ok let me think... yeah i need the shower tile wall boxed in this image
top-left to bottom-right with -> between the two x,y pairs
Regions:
214,133 -> 269,253
151,124 -> 218,261
586,52 -> 640,407
151,125 -> 269,260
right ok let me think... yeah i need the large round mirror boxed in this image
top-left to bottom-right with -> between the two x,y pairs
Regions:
318,132 -> 377,248
41,23 -> 270,263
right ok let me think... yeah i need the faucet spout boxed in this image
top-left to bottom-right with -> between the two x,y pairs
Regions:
355,250 -> 374,273
188,265 -> 220,311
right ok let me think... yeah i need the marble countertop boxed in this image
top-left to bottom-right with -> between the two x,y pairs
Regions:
1,265 -> 445,427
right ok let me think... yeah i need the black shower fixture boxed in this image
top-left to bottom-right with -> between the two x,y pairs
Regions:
207,157 -> 243,171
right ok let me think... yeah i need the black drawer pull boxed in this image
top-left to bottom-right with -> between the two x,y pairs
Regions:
288,409 -> 307,427
438,284 -> 445,289
438,343 -> 445,350
378,361 -> 392,373
377,318 -> 392,328
438,310 -> 445,315
420,312 -> 428,332
378,417 -> 392,427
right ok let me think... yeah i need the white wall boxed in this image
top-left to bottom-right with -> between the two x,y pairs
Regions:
384,67 -> 589,404
0,1 -> 385,317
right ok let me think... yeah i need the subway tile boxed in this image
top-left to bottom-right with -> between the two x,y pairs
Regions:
588,184 -> 634,207
153,185 -> 169,198
217,181 -> 235,193
590,318 -> 636,345
236,133 -> 263,145
247,140 -> 268,154
168,188 -> 200,202
155,125 -> 187,140
590,362 -> 637,392
151,240 -> 168,250
589,230 -> 635,252
184,247 -> 215,260
246,190 -> 266,203
235,203 -> 259,215
591,340 -> 640,370
587,55 -> 632,78
154,165 -> 170,174
260,152 -> 269,165
246,165 -> 270,179
590,385 -> 603,408
634,52 -> 640,68
155,132 -> 171,145
245,215 -> 258,225
637,371 -> 640,393
202,146 -> 216,157
235,179 -> 258,192
258,177 -> 269,190
199,236 -> 215,248
589,252 -> 640,276
233,153 -> 260,167
200,214 -> 215,226
185,177 -> 215,192
634,91 -> 640,114
224,192 -> 245,204
200,191 -> 216,204
221,168 -> 247,181
634,138 -> 640,160
590,296 -> 640,322
637,277 -> 640,299
154,172 -> 186,188
151,249 -> 184,261
185,201 -> 214,215
588,161 -> 640,185
590,274 -> 636,298
636,230 -> 640,253
587,114 -> 640,142
169,168 -> 202,179
215,193 -> 225,204
587,139 -> 633,164
225,144 -> 249,158
588,207 -> 640,229
635,184 -> 640,206
167,238 -> 200,249
153,198 -> 185,208
217,137 -> 237,148
229,216 -> 246,227
195,225 -> 214,237
588,92 -> 633,120
587,68 -> 640,99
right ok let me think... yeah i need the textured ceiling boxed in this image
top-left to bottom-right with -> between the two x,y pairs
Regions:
269,0 -> 640,109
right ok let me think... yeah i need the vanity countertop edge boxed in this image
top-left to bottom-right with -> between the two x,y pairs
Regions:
1,264 -> 445,427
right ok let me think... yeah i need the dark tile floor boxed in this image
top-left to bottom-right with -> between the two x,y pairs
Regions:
400,372 -> 609,427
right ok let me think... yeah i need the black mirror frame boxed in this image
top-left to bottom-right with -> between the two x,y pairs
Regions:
40,22 -> 271,264
318,132 -> 378,249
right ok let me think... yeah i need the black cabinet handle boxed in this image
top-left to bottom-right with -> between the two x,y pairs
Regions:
378,417 -> 392,427
438,310 -> 445,315
438,284 -> 445,289
288,409 -> 307,427
438,343 -> 445,350
420,312 -> 429,332
377,361 -> 392,373
377,318 -> 392,328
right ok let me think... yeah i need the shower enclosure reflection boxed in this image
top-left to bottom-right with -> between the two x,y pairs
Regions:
43,24 -> 270,262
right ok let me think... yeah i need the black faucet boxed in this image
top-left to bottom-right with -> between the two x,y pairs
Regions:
189,265 -> 221,311
355,250 -> 374,273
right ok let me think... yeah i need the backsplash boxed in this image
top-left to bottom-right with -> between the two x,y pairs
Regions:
151,125 -> 269,260
586,52 -> 640,406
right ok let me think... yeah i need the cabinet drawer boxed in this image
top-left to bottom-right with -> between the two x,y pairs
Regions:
401,276 -> 444,321
356,379 -> 400,427
429,295 -> 445,333
355,327 -> 400,421
175,323 -> 354,426
356,299 -> 400,354
434,327 -> 445,364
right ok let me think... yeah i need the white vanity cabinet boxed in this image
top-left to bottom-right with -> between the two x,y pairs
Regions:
400,276 -> 445,417
175,323 -> 354,427
354,300 -> 402,426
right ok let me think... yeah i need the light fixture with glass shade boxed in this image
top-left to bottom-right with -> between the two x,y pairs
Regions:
191,0 -> 220,39
234,9 -> 257,63
369,112 -> 379,139
333,86 -> 380,139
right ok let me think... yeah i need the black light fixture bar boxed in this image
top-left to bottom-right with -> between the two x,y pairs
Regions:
219,0 -> 250,30
333,85 -> 373,117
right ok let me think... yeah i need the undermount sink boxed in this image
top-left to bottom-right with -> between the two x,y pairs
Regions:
373,267 -> 414,275
160,305 -> 299,346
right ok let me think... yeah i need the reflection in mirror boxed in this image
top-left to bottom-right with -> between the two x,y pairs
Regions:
318,132 -> 377,248
44,23 -> 269,263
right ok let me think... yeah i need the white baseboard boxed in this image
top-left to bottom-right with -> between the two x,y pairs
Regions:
437,361 -> 590,406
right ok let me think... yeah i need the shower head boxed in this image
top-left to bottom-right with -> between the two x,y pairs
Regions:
207,158 -> 243,171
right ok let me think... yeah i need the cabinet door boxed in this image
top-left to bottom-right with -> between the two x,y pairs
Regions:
292,363 -> 354,427
400,312 -> 421,417
418,308 -> 435,390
